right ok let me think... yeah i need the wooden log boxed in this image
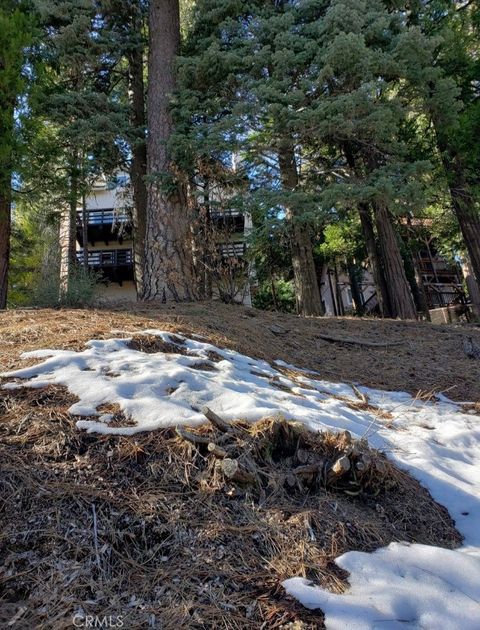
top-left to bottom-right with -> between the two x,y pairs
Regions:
202,406 -> 232,433
327,455 -> 351,484
332,456 -> 351,475
356,453 -> 373,473
296,448 -> 309,464
176,427 -> 211,446
293,463 -> 322,476
208,442 -> 227,458
375,459 -> 387,474
285,473 -> 297,488
221,458 -> 256,484
360,453 -> 372,469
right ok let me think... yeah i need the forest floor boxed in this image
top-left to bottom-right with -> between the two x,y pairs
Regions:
0,303 -> 479,628
1,301 -> 479,402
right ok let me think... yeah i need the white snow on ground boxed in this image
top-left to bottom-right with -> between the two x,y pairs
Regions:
2,329 -> 480,628
283,543 -> 480,630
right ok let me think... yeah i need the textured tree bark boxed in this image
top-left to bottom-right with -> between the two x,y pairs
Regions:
429,114 -> 480,287
342,147 -> 391,317
0,188 -> 11,309
373,202 -> 417,320
357,203 -> 391,317
127,6 -> 148,299
333,263 -> 344,316
59,160 -> 79,295
412,253 -> 431,321
438,141 -> 480,291
142,0 -> 197,301
81,192 -> 89,271
278,141 -> 324,316
462,258 -> 480,318
0,90 -> 12,308
347,260 -> 365,316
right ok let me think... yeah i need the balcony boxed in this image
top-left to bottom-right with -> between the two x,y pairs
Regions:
424,284 -> 466,309
77,248 -> 134,284
417,257 -> 457,274
76,208 -> 132,246
417,257 -> 460,285
218,242 -> 246,259
210,209 -> 245,233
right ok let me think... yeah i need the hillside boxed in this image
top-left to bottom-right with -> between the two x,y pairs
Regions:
1,305 -> 479,628
1,303 -> 479,402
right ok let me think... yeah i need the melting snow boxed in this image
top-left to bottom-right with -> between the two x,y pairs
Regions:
283,543 -> 480,629
2,329 -> 480,629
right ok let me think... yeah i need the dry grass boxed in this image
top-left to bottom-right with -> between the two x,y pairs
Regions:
0,382 -> 461,629
0,304 -> 471,628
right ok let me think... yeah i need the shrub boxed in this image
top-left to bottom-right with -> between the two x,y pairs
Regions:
253,278 -> 296,313
32,266 -> 101,308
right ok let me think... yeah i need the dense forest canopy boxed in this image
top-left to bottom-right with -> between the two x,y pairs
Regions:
0,0 -> 478,319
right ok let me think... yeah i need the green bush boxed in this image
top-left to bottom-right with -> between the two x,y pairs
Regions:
32,266 -> 101,308
252,278 -> 296,313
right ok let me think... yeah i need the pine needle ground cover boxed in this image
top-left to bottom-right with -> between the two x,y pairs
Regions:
0,304 -> 479,628
1,303 -> 479,402
0,391 -> 460,628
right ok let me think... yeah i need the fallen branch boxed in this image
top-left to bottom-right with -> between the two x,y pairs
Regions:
176,427 -> 211,446
316,334 -> 405,348
351,385 -> 369,405
202,406 -> 232,433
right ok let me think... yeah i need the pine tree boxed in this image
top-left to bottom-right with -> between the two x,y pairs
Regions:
100,0 -> 148,298
392,0 -> 480,303
0,1 -> 33,309
303,0 -> 420,318
31,0 -> 130,294
175,0 -> 327,315
142,0 -> 197,301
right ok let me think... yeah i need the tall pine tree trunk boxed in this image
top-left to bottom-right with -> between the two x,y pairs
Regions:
81,192 -> 89,270
343,147 -> 391,317
128,6 -> 148,299
0,186 -> 10,309
412,253 -> 431,320
462,258 -> 480,318
360,150 -> 417,320
373,202 -> 417,319
406,3 -> 480,294
278,141 -> 324,316
347,259 -> 365,316
437,135 -> 480,291
60,158 -> 79,296
142,0 -> 197,301
358,203 -> 391,317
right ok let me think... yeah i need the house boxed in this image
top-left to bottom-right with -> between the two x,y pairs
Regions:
319,246 -> 467,319
62,175 -> 253,304
320,266 -> 377,316
73,175 -> 135,301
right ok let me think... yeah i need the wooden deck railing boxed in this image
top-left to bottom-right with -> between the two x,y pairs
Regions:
76,208 -> 130,226
77,249 -> 133,267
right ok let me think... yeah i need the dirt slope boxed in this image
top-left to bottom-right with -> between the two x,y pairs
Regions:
0,303 -> 472,628
1,301 -> 479,401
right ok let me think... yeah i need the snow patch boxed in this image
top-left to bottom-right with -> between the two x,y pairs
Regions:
283,543 -> 480,629
0,330 -> 389,437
